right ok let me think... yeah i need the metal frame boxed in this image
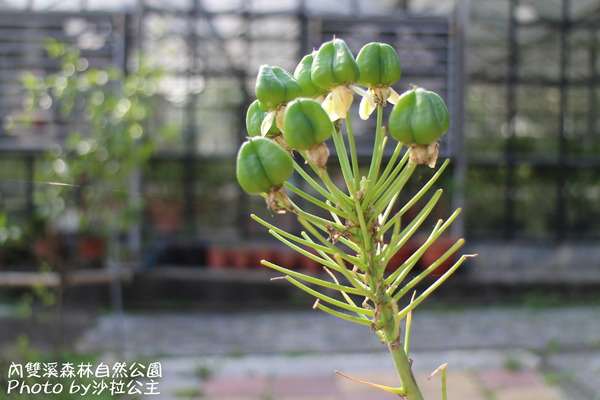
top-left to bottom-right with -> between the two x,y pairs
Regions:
0,1 -> 463,256
132,1 -> 463,243
468,0 -> 600,241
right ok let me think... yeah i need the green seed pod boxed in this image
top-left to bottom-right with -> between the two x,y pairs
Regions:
294,53 -> 328,98
255,65 -> 302,109
388,87 -> 449,145
283,98 -> 334,151
236,137 -> 293,194
356,42 -> 401,88
246,99 -> 280,137
311,38 -> 360,91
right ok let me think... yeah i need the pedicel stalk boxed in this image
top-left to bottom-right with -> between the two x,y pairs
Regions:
236,38 -> 476,400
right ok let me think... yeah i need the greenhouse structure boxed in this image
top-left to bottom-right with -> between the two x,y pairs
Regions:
0,0 -> 598,292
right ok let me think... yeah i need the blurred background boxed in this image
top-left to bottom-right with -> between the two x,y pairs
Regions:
0,0 -> 598,399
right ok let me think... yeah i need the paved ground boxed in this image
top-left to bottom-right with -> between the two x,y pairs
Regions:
74,305 -> 600,399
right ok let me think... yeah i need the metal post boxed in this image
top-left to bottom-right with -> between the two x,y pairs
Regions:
556,0 -> 570,241
587,27 -> 598,145
449,0 -> 469,239
504,0 -> 519,240
182,0 -> 201,237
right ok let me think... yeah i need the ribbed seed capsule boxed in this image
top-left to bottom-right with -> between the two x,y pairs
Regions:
246,100 -> 280,137
311,38 -> 360,91
294,54 -> 328,98
236,137 -> 293,194
356,42 -> 402,88
255,65 -> 302,109
388,87 -> 449,145
283,98 -> 334,151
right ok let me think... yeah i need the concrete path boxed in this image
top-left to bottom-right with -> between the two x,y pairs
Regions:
75,305 -> 600,399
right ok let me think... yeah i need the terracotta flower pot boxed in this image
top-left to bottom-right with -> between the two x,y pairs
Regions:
206,245 -> 229,269
419,236 -> 458,279
271,247 -> 298,270
78,236 -> 105,264
298,251 -> 321,273
249,246 -> 273,269
230,247 -> 249,270
385,240 -> 418,272
33,237 -> 67,265
148,199 -> 184,234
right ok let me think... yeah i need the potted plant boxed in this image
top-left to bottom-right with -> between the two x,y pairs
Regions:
21,39 -> 172,266
236,39 -> 476,399
145,161 -> 185,235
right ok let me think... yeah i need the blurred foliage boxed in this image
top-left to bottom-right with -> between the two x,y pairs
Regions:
22,39 -> 178,238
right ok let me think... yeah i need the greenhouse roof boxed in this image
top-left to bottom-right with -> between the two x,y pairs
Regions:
0,0 -> 456,16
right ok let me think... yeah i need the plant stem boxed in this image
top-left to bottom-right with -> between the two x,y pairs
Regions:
370,150 -> 410,203
371,162 -> 416,219
317,167 -> 355,216
373,140 -> 406,196
292,161 -> 337,204
383,329 -> 424,400
331,125 -> 356,194
285,276 -> 374,317
441,367 -> 448,400
366,106 -> 385,189
344,115 -> 361,194
284,181 -> 347,218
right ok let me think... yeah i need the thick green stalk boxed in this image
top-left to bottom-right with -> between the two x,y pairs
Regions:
353,195 -> 372,255
383,325 -> 424,400
360,162 -> 425,400
441,367 -> 448,400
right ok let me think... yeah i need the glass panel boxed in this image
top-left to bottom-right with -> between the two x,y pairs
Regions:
514,85 -> 560,156
195,107 -> 240,157
467,0 -> 509,79
203,0 -> 245,13
513,165 -> 557,237
465,166 -> 506,236
566,87 -> 600,156
144,160 -> 185,236
564,168 -> 600,238
147,95 -> 186,154
518,0 -> 561,22
568,28 -> 595,81
465,83 -> 507,157
518,26 -> 561,81
194,160 -> 240,239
